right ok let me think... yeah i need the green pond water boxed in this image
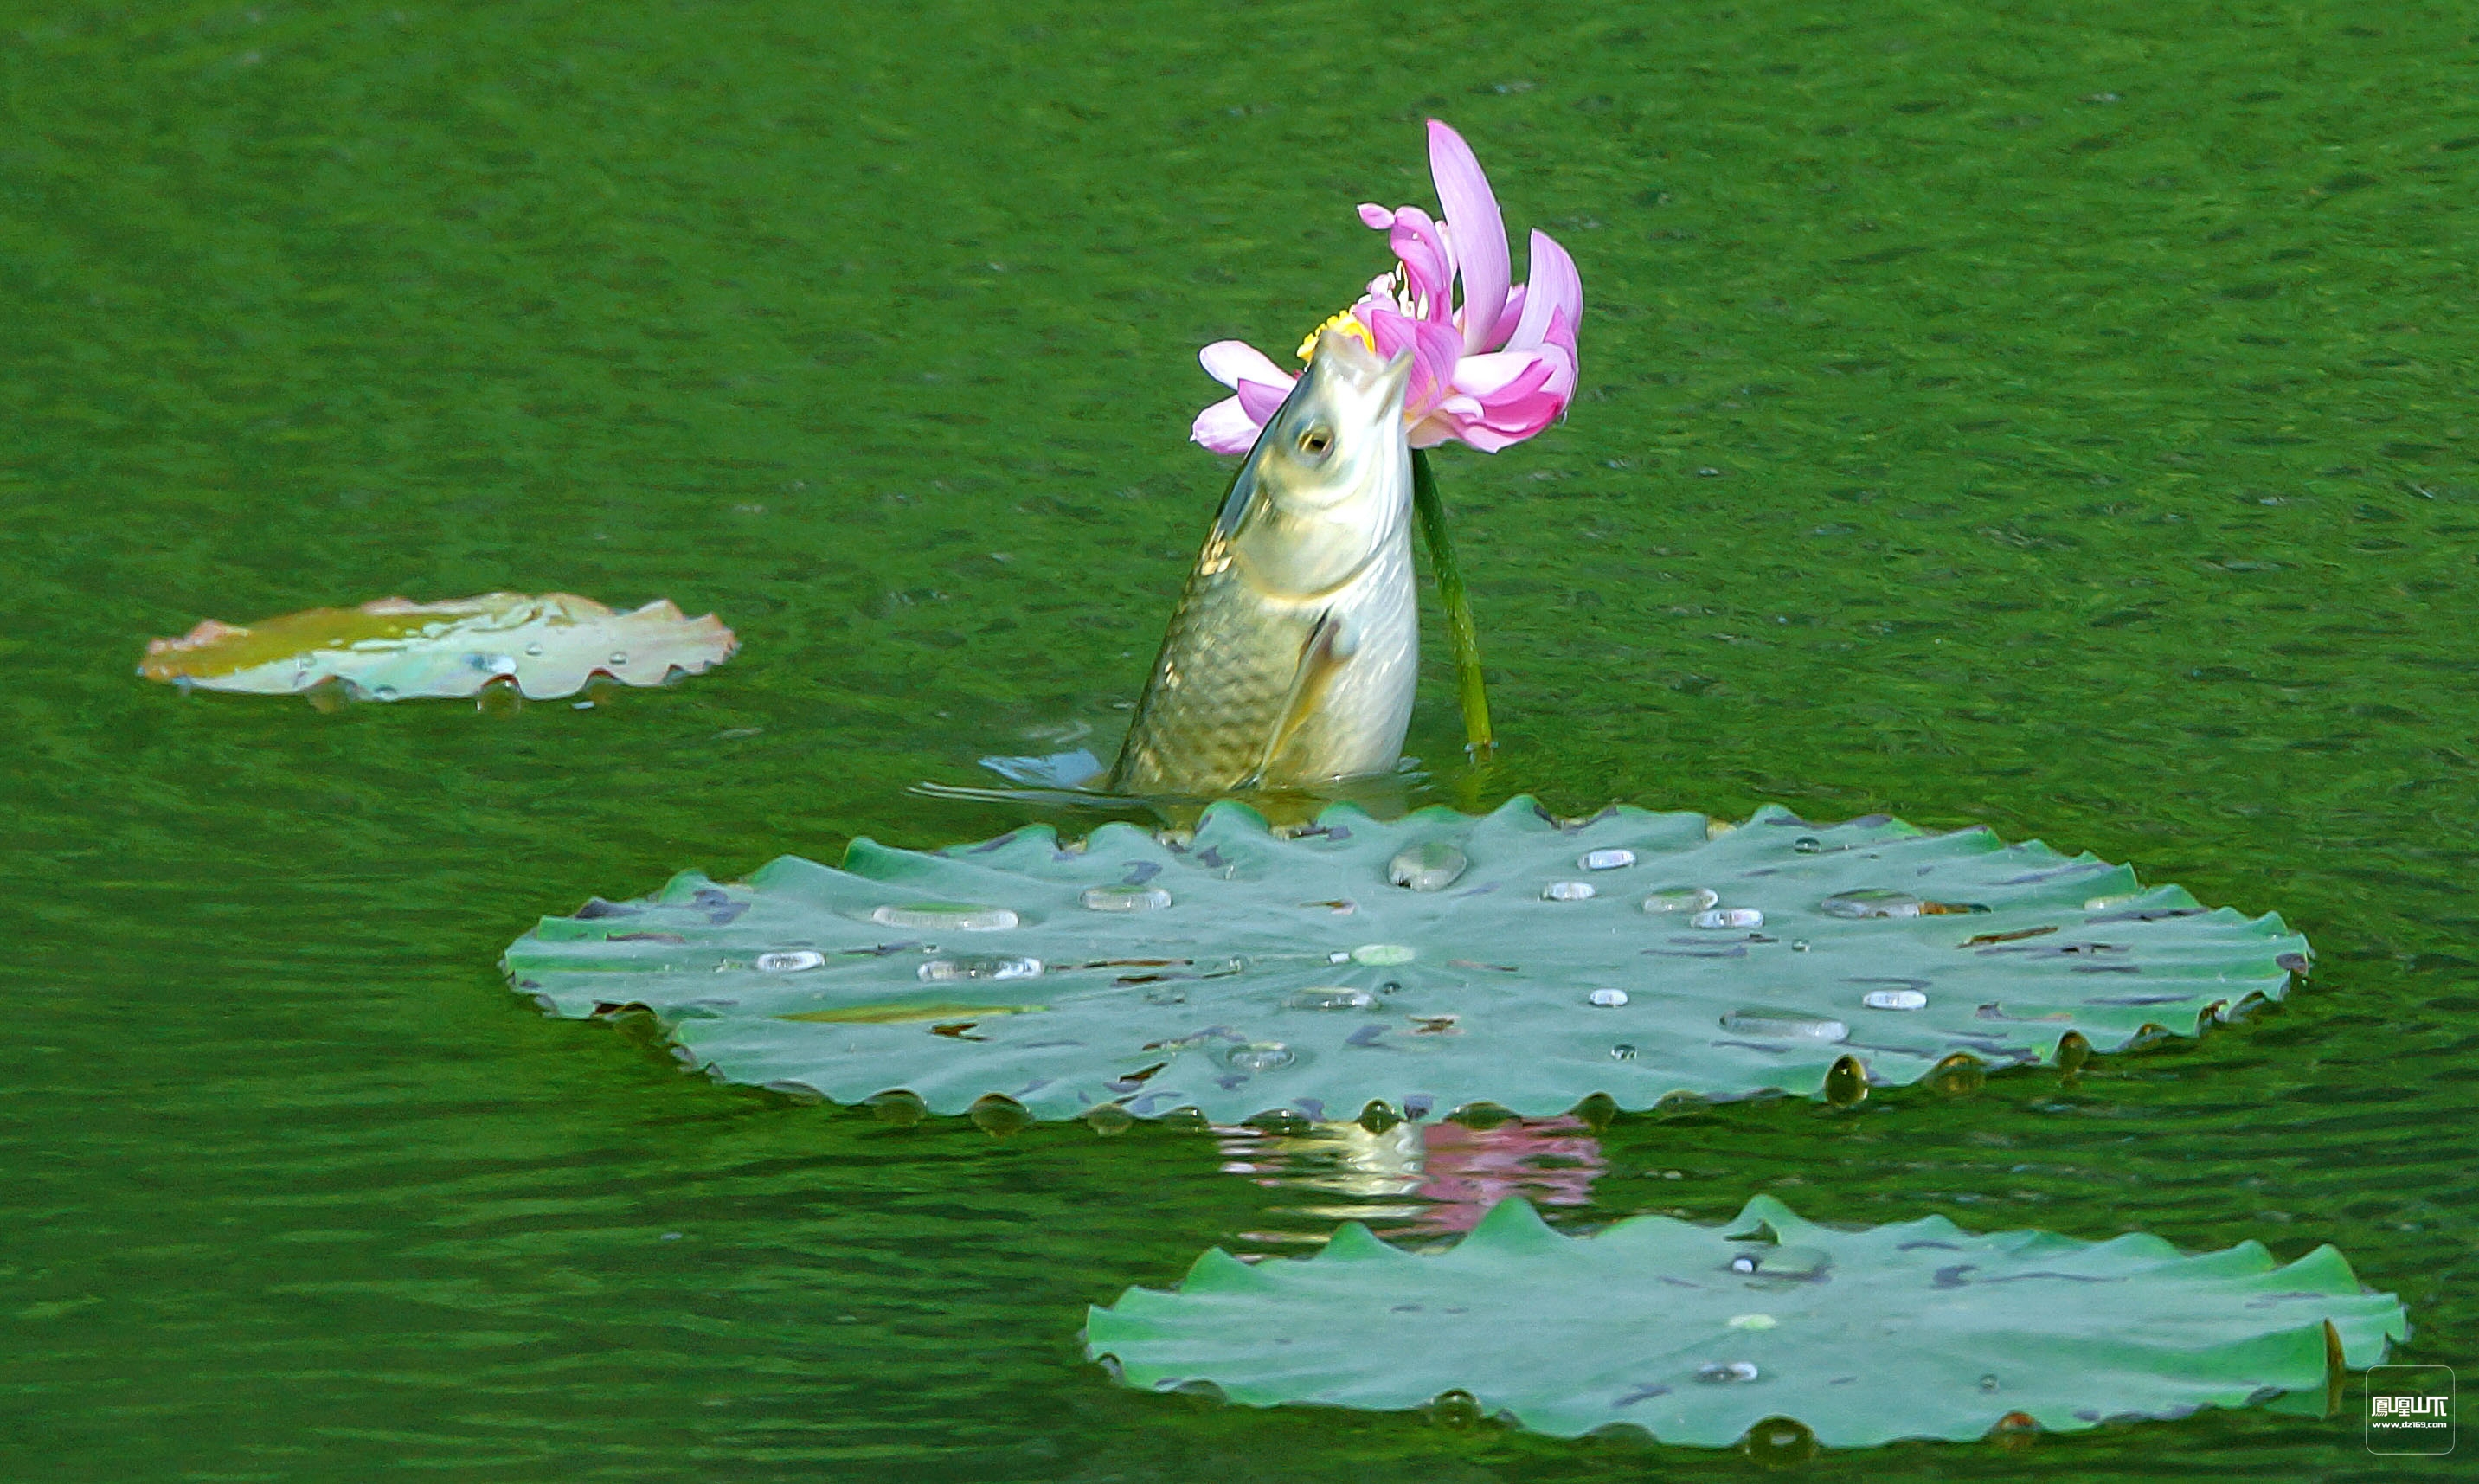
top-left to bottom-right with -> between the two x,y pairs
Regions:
5,1 -> 2472,1478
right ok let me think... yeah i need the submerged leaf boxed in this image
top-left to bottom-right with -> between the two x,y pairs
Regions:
1086,1196 -> 2405,1447
138,592 -> 735,700
502,798 -> 2308,1121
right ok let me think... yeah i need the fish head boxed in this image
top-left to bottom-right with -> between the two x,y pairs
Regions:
1217,328 -> 1414,596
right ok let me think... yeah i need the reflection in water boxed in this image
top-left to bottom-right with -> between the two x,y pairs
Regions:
917,748 -> 1440,827
1216,1117 -> 1605,1246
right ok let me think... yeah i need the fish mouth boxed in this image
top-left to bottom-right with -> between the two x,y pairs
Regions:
1304,328 -> 1414,420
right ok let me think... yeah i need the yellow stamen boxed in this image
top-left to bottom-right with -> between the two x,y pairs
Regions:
1296,309 -> 1378,363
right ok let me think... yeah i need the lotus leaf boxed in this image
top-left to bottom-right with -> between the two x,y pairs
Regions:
138,592 -> 735,700
502,798 -> 2306,1122
1085,1195 -> 2405,1446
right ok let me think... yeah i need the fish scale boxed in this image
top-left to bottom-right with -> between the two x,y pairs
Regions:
1114,532 -> 1417,792
1112,533 -> 1319,789
1110,331 -> 1418,796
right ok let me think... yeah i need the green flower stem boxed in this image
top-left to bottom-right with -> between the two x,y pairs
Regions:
1411,446 -> 1493,757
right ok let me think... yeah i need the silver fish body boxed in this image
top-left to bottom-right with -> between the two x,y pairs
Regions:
1108,331 -> 1418,796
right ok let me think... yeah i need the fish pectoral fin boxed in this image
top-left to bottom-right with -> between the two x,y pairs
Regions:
1247,610 -> 1356,785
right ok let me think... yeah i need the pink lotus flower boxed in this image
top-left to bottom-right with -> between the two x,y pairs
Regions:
1192,119 -> 1582,455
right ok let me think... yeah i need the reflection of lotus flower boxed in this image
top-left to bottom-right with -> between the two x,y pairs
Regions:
1193,119 -> 1582,455
1212,1117 -> 1605,1242
1412,1117 -> 1604,1234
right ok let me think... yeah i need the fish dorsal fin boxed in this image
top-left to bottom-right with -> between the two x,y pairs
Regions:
1246,611 -> 1355,786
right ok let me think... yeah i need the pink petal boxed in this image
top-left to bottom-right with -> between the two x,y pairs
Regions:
1429,352 -> 1571,452
1448,348 -> 1556,400
1548,305 -> 1578,359
1367,306 -> 1463,424
1428,119 -> 1509,354
1433,402 -> 1524,452
1461,363 -> 1563,432
1191,395 -> 1264,454
1386,205 -> 1455,318
1502,230 -> 1582,355
1485,284 -> 1527,351
1233,376 -> 1292,426
1199,339 -> 1291,392
1413,395 -> 1489,449
1412,318 -> 1467,409
1470,369 -> 1572,442
1358,202 -> 1397,229
1361,307 -> 1429,406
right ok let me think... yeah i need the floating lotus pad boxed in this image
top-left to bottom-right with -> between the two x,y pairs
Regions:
1086,1195 -> 2405,1447
138,592 -> 735,700
501,799 -> 2307,1122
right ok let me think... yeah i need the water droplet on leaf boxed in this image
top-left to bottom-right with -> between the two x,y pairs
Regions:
1862,988 -> 1929,1011
1610,1043 -> 1638,1060
1580,847 -> 1637,871
1225,1042 -> 1294,1073
1824,1053 -> 1869,1107
1081,883 -> 1172,912
1744,1416 -> 1816,1466
968,1094 -> 1029,1136
1692,907 -> 1765,929
1351,943 -> 1416,966
1285,986 -> 1377,1012
1927,1051 -> 1986,1095
1719,1008 -> 1848,1042
755,951 -> 825,973
872,903 -> 1019,931
1697,1361 -> 1762,1384
1543,880 -> 1596,901
916,954 -> 1041,982
1588,988 -> 1630,1008
1387,840 -> 1469,891
1426,1389 -> 1485,1429
1643,886 -> 1721,914
1821,889 -> 1923,919
868,1090 -> 927,1127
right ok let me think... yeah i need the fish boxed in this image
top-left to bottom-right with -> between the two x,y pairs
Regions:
1108,328 -> 1418,796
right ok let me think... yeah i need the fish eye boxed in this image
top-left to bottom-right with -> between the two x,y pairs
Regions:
1295,425 -> 1335,459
